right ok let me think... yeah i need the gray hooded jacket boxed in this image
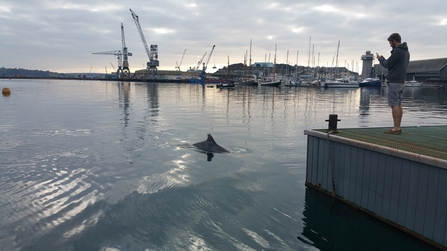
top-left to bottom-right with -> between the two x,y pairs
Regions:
378,42 -> 410,83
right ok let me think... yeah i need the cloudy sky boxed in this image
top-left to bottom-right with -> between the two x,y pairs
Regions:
1,0 -> 446,74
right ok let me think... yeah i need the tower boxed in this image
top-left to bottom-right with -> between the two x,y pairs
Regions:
361,51 -> 374,79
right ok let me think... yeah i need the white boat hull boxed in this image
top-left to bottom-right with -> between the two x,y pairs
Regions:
325,78 -> 359,88
405,81 -> 423,87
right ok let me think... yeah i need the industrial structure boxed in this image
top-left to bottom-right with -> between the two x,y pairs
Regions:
200,45 -> 215,78
175,49 -> 186,71
92,23 -> 132,78
361,51 -> 375,79
130,9 -> 159,78
121,23 -> 131,76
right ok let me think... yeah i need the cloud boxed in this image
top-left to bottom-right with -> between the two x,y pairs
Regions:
1,0 -> 446,74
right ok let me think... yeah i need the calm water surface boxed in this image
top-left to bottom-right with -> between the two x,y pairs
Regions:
1,79 -> 446,251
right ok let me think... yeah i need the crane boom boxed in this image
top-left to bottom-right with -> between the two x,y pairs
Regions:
196,52 -> 206,71
130,9 -> 150,60
93,50 -> 123,73
121,23 -> 130,73
130,9 -> 159,69
175,49 -> 187,71
203,45 -> 215,72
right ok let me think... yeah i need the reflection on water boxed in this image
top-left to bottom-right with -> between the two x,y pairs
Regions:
0,79 -> 446,250
299,188 -> 439,251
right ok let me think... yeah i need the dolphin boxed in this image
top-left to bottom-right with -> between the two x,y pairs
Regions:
193,134 -> 230,153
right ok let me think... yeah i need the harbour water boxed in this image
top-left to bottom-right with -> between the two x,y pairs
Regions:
1,79 -> 446,251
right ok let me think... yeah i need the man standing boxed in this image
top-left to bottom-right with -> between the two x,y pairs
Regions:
377,33 -> 410,134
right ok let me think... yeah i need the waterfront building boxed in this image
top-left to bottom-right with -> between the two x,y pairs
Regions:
374,57 -> 447,84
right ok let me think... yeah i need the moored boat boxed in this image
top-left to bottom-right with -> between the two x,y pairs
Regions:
284,80 -> 301,87
217,79 -> 235,88
237,75 -> 258,86
405,77 -> 423,87
359,77 -> 381,87
259,79 -> 281,87
189,77 -> 221,84
237,80 -> 258,86
325,78 -> 359,88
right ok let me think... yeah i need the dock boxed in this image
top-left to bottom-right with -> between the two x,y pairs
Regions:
304,125 -> 447,250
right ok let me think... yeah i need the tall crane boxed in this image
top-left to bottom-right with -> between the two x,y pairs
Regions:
93,23 -> 132,78
195,52 -> 207,71
121,23 -> 132,76
130,9 -> 159,78
199,45 -> 215,79
175,49 -> 186,71
203,45 -> 215,72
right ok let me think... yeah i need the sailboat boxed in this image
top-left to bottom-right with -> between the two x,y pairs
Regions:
405,76 -> 423,87
324,41 -> 359,88
238,39 -> 258,86
217,56 -> 235,88
259,44 -> 281,87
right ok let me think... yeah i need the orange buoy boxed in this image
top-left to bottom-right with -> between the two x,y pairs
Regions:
2,87 -> 11,96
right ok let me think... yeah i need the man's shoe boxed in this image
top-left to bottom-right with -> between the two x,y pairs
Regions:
384,128 -> 402,135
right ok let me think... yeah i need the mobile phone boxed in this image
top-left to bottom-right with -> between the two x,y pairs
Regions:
376,53 -> 379,57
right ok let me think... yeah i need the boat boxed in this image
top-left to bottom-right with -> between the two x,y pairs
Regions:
189,77 -> 221,84
189,45 -> 217,84
237,40 -> 258,86
405,77 -> 423,87
259,44 -> 281,87
259,78 -> 281,87
297,79 -> 325,87
237,79 -> 258,86
217,56 -> 236,88
237,74 -> 258,86
284,79 -> 301,87
359,77 -> 381,87
325,78 -> 359,88
217,80 -> 235,88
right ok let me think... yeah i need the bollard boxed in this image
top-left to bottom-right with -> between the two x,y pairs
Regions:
325,114 -> 341,133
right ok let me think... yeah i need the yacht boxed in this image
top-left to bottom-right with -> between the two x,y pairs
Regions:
325,78 -> 359,88
405,77 -> 423,87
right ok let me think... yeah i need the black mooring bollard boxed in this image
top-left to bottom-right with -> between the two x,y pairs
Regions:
325,114 -> 341,133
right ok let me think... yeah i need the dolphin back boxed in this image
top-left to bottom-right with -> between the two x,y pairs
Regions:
193,134 -> 230,153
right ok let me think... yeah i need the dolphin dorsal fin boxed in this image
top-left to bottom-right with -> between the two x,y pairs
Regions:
207,134 -> 216,143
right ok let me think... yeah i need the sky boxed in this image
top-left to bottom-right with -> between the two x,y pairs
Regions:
1,0 -> 447,75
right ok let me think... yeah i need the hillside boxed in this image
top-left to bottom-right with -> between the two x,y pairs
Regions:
0,67 -> 68,78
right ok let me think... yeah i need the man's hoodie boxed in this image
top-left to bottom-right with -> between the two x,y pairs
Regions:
379,42 -> 410,83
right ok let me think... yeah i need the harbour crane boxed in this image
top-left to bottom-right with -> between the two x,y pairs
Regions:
130,9 -> 159,78
121,23 -> 132,77
175,49 -> 186,71
195,52 -> 207,71
199,45 -> 215,79
92,23 -> 132,78
203,45 -> 215,73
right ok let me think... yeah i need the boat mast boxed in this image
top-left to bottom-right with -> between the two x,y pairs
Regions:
273,44 -> 277,81
249,39 -> 252,77
335,41 -> 340,78
307,36 -> 311,78
296,50 -> 299,79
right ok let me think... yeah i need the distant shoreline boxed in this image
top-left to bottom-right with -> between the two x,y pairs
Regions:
0,76 -> 190,83
1,76 -> 445,87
